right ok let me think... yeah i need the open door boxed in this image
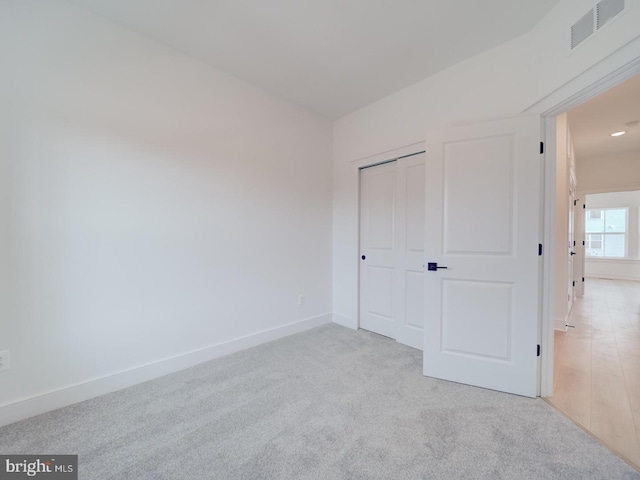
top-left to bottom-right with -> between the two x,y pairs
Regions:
574,197 -> 585,298
568,185 -> 576,312
423,116 -> 542,398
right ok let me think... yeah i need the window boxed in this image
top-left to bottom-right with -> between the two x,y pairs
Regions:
585,208 -> 627,257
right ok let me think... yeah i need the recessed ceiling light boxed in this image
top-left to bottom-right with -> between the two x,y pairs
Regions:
610,131 -> 626,137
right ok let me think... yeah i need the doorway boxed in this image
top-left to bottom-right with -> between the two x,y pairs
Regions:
546,73 -> 640,469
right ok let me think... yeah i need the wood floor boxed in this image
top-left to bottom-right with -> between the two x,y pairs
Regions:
549,278 -> 640,470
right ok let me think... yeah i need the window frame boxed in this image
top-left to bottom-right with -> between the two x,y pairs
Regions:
584,207 -> 628,259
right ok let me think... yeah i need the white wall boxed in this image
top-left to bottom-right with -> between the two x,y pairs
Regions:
0,0 -> 333,424
584,189 -> 640,280
332,0 -> 640,330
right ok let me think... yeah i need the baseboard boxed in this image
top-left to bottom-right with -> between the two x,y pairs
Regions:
332,313 -> 356,330
555,317 -> 568,332
0,313 -> 332,427
585,274 -> 640,281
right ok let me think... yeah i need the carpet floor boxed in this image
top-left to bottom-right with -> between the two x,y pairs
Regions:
1,324 -> 639,479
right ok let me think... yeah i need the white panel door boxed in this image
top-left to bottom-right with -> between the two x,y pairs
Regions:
423,116 -> 541,398
394,155 -> 426,349
568,190 -> 576,310
575,200 -> 585,297
360,161 -> 397,339
359,154 -> 425,349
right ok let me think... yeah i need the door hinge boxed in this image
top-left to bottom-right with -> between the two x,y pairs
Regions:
582,277 -> 585,282
538,244 -> 543,256
574,200 -> 578,206
573,240 -> 576,246
540,142 -> 544,154
572,281 -> 576,287
582,240 -> 585,246
537,344 -> 541,357
583,204 -> 586,209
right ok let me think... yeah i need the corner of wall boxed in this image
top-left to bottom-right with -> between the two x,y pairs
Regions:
0,313 -> 332,428
332,313 -> 356,330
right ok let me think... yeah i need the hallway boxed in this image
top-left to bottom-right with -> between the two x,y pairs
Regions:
550,278 -> 640,470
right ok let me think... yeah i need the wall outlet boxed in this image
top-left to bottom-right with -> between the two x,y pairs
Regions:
298,294 -> 305,306
0,350 -> 9,371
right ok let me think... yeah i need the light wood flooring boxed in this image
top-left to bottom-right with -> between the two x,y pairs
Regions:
549,278 -> 640,470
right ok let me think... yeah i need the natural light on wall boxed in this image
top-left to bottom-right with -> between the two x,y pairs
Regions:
585,208 -> 627,257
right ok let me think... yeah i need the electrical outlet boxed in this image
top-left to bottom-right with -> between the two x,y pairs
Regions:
298,294 -> 305,306
0,350 -> 9,371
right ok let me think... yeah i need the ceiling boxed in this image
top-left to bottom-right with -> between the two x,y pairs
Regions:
67,0 -> 560,119
568,74 -> 640,160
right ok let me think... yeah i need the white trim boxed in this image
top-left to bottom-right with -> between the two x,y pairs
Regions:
536,48 -> 640,398
579,183 -> 640,195
586,257 -> 640,264
332,313 -> 355,329
555,321 -> 569,332
540,116 -> 557,399
586,273 -> 640,281
525,38 -> 640,116
0,313 -> 332,427
350,141 -> 425,165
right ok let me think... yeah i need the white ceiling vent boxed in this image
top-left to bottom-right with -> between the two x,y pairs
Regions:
570,10 -> 594,50
570,0 -> 627,51
596,0 -> 625,29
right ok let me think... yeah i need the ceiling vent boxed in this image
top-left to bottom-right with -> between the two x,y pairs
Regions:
570,10 -> 594,50
596,0 -> 625,29
570,0 -> 626,51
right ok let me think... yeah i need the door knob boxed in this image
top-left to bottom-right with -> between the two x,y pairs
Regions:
427,262 -> 448,271
361,255 -> 366,260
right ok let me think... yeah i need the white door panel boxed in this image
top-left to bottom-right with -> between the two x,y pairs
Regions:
395,155 -> 425,349
442,280 -> 512,360
359,154 -> 425,349
423,116 -> 541,398
404,271 -> 424,329
405,163 -> 426,252
568,190 -> 576,311
366,168 -> 395,250
360,162 -> 396,339
443,137 -> 514,255
575,200 -> 585,297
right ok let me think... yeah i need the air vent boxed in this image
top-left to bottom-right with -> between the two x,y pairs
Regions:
570,9 -> 594,49
597,0 -> 625,29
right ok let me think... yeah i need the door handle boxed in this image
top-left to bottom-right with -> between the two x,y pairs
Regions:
570,251 -> 576,256
427,262 -> 448,271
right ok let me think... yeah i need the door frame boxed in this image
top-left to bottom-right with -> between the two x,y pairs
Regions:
528,52 -> 640,397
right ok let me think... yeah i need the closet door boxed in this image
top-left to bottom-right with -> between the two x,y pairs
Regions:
359,153 -> 425,349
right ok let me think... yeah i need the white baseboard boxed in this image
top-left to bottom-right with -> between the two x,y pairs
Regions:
555,316 -> 569,332
0,313 -> 332,427
585,274 -> 640,281
332,313 -> 356,330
